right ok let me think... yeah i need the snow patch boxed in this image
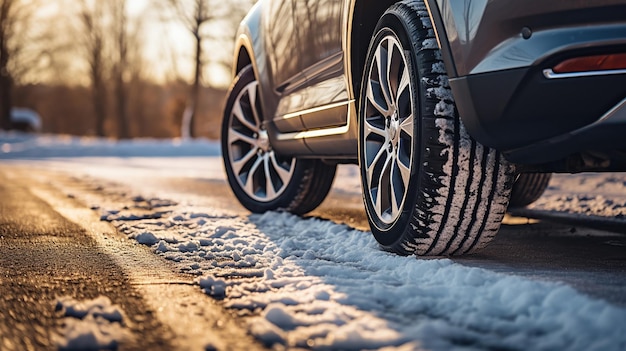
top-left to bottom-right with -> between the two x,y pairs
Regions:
422,38 -> 438,49
135,232 -> 159,245
197,275 -> 227,299
54,296 -> 129,350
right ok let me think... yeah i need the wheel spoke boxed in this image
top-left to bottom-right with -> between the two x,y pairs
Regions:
373,151 -> 393,219
364,118 -> 386,138
263,155 -> 276,199
366,142 -> 388,180
374,42 -> 393,113
232,101 -> 259,133
269,152 -> 293,185
367,80 -> 390,117
232,146 -> 258,174
390,160 -> 402,216
397,65 -> 410,105
229,129 -> 257,147
246,82 -> 262,128
387,40 -> 397,102
244,155 -> 263,195
227,78 -> 298,203
396,151 -> 411,189
400,113 -> 414,136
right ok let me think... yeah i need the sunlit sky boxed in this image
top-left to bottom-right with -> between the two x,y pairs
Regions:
127,0 -> 192,81
28,0 -> 242,87
127,0 -> 232,87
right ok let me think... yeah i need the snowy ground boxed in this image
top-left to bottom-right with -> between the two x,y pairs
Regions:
2,132 -> 626,350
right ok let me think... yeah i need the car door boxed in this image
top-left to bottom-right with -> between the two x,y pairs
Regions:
292,0 -> 349,130
262,0 -> 307,133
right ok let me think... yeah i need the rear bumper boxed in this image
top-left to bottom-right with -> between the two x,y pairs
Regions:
451,65 -> 626,164
435,0 -> 626,165
505,97 -> 626,165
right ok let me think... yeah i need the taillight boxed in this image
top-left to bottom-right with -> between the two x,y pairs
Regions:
553,53 -> 626,73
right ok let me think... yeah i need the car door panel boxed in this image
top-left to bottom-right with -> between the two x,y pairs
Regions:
292,0 -> 350,131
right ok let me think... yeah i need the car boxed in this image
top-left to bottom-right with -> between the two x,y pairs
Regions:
221,0 -> 626,256
11,108 -> 42,133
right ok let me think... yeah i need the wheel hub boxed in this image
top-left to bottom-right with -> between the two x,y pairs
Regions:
388,111 -> 400,147
257,129 -> 270,152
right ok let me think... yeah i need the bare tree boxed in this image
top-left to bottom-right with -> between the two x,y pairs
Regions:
161,0 -> 253,138
111,0 -> 129,139
0,0 -> 13,130
164,0 -> 214,139
79,0 -> 108,137
0,0 -> 37,130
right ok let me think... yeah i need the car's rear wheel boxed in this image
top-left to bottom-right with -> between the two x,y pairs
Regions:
222,66 -> 336,214
509,173 -> 552,208
359,0 -> 515,256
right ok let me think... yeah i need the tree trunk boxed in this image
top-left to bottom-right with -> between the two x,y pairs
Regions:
0,69 -> 11,131
114,0 -> 129,139
0,12 -> 12,131
116,74 -> 129,139
182,31 -> 202,139
91,62 -> 106,137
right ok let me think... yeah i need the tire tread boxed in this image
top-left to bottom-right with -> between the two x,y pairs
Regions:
381,0 -> 515,256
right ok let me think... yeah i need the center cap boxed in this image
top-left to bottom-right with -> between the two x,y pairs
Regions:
389,111 -> 399,141
258,130 -> 270,152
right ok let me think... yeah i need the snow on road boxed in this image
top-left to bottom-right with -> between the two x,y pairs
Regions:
55,296 -> 130,350
3,133 -> 626,350
96,193 -> 626,351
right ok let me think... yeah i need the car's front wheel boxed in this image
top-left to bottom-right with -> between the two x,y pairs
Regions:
222,66 -> 336,215
359,0 -> 515,256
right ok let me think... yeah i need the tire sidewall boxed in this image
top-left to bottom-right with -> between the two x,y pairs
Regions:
221,66 -> 308,213
359,12 -> 425,247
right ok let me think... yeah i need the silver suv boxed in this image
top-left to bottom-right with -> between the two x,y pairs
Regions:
221,0 -> 626,256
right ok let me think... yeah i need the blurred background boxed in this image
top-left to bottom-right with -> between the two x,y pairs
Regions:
0,0 -> 255,139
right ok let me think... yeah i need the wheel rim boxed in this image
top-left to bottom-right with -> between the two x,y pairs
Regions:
363,33 -> 414,225
227,81 -> 296,202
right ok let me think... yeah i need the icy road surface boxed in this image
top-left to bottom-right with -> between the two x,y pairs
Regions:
2,133 -> 626,350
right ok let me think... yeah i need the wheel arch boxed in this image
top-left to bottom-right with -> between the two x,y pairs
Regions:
234,45 -> 253,77
347,0 -> 457,103
348,0 -> 398,104
231,1 -> 263,79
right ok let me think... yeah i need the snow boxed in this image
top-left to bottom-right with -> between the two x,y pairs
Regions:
54,296 -> 129,350
0,132 -> 219,159
3,132 -> 626,350
97,203 -> 626,350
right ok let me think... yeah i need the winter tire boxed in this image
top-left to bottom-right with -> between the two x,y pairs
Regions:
509,173 -> 551,208
222,66 -> 336,214
358,0 -> 515,256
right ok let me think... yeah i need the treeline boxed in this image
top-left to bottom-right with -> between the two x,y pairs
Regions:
13,82 -> 228,139
0,0 -> 252,139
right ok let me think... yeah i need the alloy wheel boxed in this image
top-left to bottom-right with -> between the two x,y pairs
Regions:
226,81 -> 296,202
363,34 -> 414,225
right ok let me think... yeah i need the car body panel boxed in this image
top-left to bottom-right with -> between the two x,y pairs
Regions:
431,0 -> 626,76
235,0 -> 358,158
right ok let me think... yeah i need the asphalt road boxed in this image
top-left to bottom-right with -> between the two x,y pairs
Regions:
2,162 -> 626,350
0,168 -> 265,351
